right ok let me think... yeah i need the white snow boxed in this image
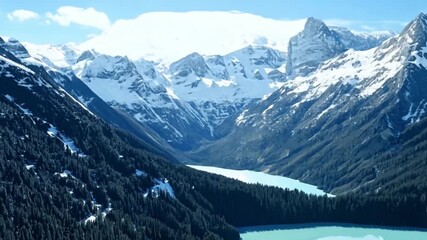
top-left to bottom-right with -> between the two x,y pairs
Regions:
5,95 -> 85,156
317,104 -> 337,120
401,101 -> 427,123
101,207 -> 113,218
151,178 -> 176,199
77,95 -> 94,107
282,37 -> 405,104
215,79 -> 236,87
268,81 -> 286,89
409,46 -> 427,69
235,109 -> 250,126
84,215 -> 97,224
4,94 -> 14,102
23,42 -> 81,68
167,46 -> 288,107
0,55 -> 35,74
262,104 -> 274,117
47,125 -> 85,155
4,94 -> 34,117
54,170 -> 72,178
59,88 -> 94,115
80,11 -> 306,64
166,87 -> 179,100
188,165 -> 331,196
21,38 -> 290,139
402,103 -> 415,121
25,165 -> 35,170
135,169 -> 147,177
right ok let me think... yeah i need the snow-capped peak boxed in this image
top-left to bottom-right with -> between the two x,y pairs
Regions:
286,17 -> 346,76
304,17 -> 332,35
398,12 -> 427,46
274,23 -> 417,111
23,42 -> 82,68
169,52 -> 210,78
76,50 -> 97,63
167,45 -> 287,102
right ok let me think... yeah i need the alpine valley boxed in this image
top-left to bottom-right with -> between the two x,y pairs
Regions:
1,10 -> 427,240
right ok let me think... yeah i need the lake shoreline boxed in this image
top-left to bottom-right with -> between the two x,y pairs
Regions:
239,222 -> 427,233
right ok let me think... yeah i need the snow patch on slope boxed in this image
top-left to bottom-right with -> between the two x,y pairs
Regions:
0,55 -> 35,74
152,178 -> 175,199
47,125 -> 86,156
282,42 -> 405,103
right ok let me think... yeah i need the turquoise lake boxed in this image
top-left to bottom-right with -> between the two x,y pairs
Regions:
239,223 -> 427,240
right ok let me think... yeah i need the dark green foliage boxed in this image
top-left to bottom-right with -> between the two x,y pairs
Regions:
0,55 -> 239,240
358,115 -> 427,197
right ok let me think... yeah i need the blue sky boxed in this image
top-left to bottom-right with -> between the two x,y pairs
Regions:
1,0 -> 426,44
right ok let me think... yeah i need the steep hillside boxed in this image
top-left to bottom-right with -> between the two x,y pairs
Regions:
1,38 -> 174,158
189,13 -> 427,194
21,20 -> 392,153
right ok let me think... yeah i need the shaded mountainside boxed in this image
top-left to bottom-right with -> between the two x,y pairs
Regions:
0,37 -> 176,160
23,42 -> 290,151
0,38 -> 239,240
189,13 -> 427,194
20,20 -> 392,154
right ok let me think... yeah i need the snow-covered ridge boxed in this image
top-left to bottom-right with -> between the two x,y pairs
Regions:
0,55 -> 35,75
168,45 -> 287,102
286,17 -> 395,77
23,42 -> 81,68
8,17 -> 396,151
271,22 -> 412,110
234,28 -> 408,127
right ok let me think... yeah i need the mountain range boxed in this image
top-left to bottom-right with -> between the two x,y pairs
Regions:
13,17 -> 393,153
6,14 -> 415,194
193,13 -> 427,193
1,11 -> 427,239
3,14 -> 427,191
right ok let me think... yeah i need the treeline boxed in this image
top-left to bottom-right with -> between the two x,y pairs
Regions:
171,165 -> 427,228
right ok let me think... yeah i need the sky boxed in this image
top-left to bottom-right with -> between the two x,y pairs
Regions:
1,0 -> 426,45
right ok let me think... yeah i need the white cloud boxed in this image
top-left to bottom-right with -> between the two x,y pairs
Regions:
80,11 -> 306,63
324,18 -> 407,32
379,20 -> 408,27
324,19 -> 356,28
7,9 -> 39,22
46,6 -> 110,30
360,25 -> 377,31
